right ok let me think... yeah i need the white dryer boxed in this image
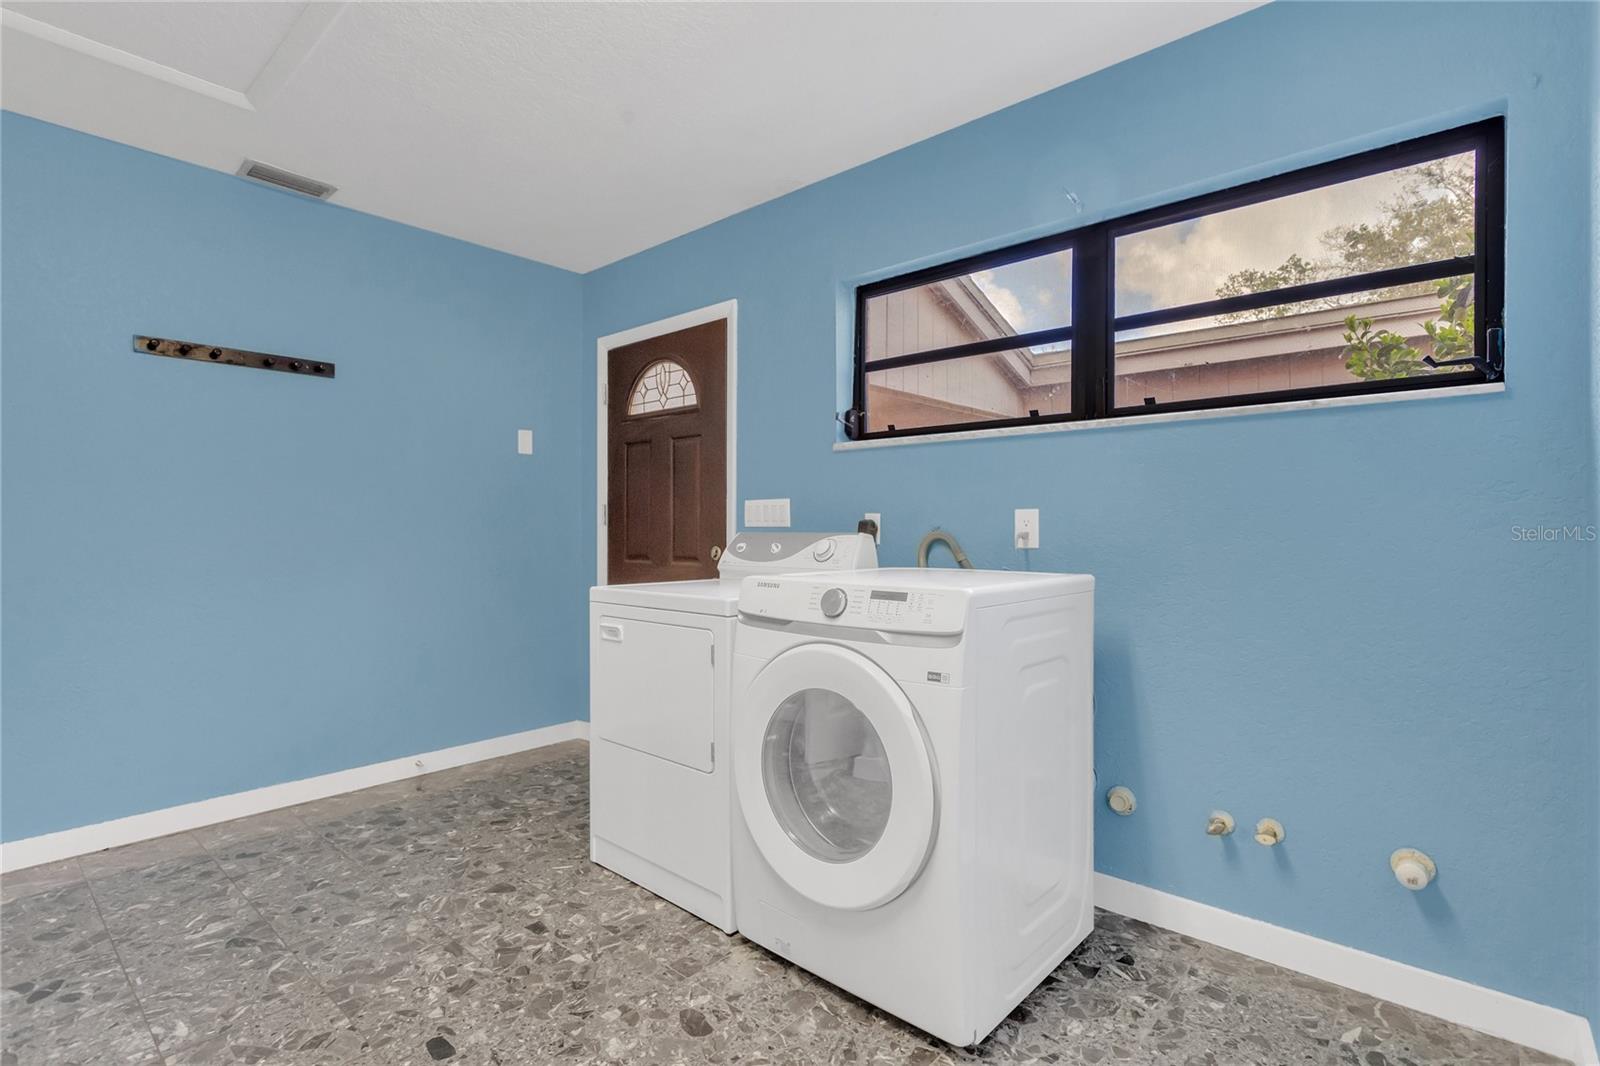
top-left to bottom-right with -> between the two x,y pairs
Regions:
588,531 -> 876,933
731,568 -> 1094,1046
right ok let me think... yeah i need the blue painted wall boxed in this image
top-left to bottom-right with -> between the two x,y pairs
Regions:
1589,4 -> 1600,1041
3,0 -> 1597,1039
582,1 -> 1600,1023
1,113 -> 590,841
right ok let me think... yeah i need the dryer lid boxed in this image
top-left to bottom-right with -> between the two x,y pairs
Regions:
589,578 -> 741,616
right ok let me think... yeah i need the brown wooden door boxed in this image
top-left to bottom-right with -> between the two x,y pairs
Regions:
607,319 -> 727,584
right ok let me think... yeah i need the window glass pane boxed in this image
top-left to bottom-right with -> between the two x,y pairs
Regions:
1114,276 -> 1476,409
627,359 -> 698,415
865,342 -> 1071,432
864,248 -> 1072,362
1115,152 -> 1474,317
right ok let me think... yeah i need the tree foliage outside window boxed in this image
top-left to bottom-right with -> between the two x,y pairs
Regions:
1215,157 -> 1476,380
1343,275 -> 1475,380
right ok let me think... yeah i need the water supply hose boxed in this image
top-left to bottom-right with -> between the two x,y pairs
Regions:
916,529 -> 975,569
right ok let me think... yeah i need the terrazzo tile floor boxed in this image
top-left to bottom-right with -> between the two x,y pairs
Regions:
0,741 -> 1567,1065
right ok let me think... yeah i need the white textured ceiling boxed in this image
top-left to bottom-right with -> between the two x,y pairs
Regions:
1,2 -> 1258,272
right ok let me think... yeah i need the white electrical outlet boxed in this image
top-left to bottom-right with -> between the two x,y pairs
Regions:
744,498 -> 792,528
516,429 -> 534,455
864,512 -> 882,544
1014,508 -> 1040,549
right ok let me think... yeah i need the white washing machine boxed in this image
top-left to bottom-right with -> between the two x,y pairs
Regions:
588,531 -> 877,933
731,567 -> 1094,1046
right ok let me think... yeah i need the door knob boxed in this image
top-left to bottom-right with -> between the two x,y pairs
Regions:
710,545 -> 722,561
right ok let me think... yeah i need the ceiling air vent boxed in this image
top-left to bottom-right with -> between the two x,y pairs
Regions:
236,159 -> 337,201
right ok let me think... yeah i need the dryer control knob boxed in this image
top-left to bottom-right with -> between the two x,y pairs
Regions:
820,587 -> 848,618
812,539 -> 836,562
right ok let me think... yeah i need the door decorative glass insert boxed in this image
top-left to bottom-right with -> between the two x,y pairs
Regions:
762,687 -> 893,863
627,359 -> 698,415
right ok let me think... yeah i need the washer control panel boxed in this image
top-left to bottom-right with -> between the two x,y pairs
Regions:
741,577 -> 966,635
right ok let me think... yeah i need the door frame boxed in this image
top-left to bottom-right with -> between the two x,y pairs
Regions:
596,299 -> 737,585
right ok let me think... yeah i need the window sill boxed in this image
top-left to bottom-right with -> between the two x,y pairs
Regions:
832,382 -> 1505,452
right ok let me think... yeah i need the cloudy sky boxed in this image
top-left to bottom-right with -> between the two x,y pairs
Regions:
970,248 -> 1073,335
966,152 -> 1471,345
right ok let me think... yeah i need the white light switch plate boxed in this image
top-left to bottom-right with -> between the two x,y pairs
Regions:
1014,508 -> 1040,549
517,429 -> 533,455
744,498 -> 791,528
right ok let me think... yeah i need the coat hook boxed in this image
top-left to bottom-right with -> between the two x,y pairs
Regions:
133,336 -> 333,379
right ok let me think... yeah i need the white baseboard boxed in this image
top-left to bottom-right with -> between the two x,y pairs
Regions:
1,720 -> 590,874
1094,873 -> 1598,1065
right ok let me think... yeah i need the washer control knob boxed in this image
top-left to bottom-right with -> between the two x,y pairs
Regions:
820,588 -> 848,618
812,539 -> 836,562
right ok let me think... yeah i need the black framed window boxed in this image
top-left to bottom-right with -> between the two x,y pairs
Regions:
850,118 -> 1503,440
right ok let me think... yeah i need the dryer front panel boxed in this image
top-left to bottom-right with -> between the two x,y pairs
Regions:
592,611 -> 714,772
735,643 -> 937,911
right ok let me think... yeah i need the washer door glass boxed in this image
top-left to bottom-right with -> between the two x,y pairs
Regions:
763,688 -> 892,863
734,643 -> 937,911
